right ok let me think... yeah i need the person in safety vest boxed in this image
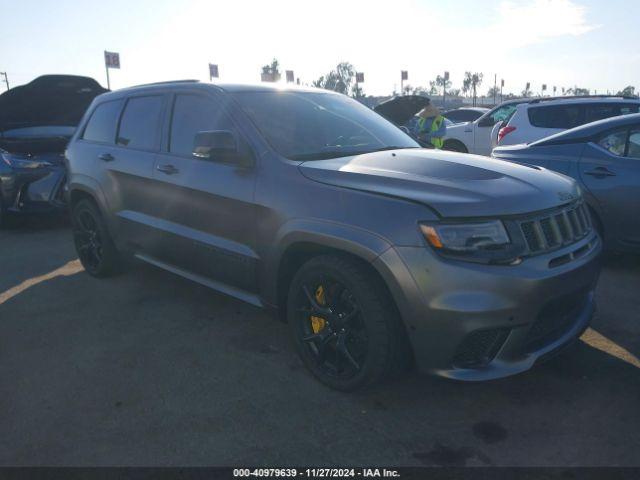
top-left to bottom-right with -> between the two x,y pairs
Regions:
414,103 -> 446,149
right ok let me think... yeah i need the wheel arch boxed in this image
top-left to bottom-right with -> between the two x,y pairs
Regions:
263,220 -> 394,319
443,138 -> 469,153
68,178 -> 109,217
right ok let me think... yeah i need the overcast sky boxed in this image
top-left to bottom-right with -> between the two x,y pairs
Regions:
1,0 -> 637,96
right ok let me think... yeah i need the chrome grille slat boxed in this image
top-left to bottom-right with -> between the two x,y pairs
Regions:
532,221 -> 547,250
562,211 -> 575,240
519,202 -> 592,255
549,216 -> 563,245
569,209 -> 582,236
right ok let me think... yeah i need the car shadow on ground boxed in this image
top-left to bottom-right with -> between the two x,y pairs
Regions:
1,256 -> 639,466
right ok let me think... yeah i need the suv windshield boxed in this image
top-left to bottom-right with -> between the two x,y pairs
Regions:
232,91 -> 419,160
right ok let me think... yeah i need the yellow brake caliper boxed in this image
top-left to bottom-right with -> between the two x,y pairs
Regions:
310,285 -> 327,334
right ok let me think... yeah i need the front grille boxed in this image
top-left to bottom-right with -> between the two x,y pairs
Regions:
453,328 -> 510,368
518,202 -> 591,255
526,288 -> 589,351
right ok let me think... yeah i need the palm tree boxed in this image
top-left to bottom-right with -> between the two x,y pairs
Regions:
463,72 -> 483,106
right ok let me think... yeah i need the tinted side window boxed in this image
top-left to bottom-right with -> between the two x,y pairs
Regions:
82,99 -> 123,143
169,94 -> 234,157
586,103 -> 640,123
598,128 -> 627,156
528,105 -> 583,129
627,128 -> 640,159
116,96 -> 164,150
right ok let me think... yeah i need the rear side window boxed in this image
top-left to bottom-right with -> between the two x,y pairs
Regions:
627,128 -> 640,158
82,99 -> 123,143
169,94 -> 235,157
585,103 -> 640,123
116,96 -> 164,150
528,105 -> 583,129
598,129 -> 627,156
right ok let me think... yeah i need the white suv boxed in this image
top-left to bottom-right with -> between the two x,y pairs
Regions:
442,100 -> 528,156
496,96 -> 640,148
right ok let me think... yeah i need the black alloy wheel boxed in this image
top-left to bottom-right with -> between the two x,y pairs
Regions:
74,208 -> 104,273
296,278 -> 369,379
288,255 -> 407,391
72,199 -> 121,277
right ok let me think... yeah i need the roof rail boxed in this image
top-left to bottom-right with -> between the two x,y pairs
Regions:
528,94 -> 637,104
129,79 -> 200,88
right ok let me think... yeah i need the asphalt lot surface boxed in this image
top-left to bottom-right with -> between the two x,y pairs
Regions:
1,218 -> 639,467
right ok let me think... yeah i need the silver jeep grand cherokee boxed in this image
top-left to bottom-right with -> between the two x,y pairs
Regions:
65,81 -> 601,391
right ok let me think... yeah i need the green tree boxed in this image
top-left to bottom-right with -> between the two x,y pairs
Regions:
261,58 -> 281,82
487,86 -> 500,100
566,86 -> 590,96
521,86 -> 532,97
462,72 -> 483,106
313,62 -> 360,96
435,75 -> 452,94
617,85 -> 637,97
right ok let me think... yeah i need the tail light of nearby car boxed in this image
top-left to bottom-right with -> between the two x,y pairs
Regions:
498,126 -> 516,143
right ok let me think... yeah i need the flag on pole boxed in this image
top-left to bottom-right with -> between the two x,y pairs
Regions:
209,64 -> 219,79
104,51 -> 120,69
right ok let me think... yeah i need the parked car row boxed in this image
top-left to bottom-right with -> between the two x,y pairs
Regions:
443,96 -> 640,155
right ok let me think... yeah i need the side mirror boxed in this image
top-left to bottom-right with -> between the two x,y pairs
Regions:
192,130 -> 254,167
478,116 -> 495,128
193,130 -> 237,158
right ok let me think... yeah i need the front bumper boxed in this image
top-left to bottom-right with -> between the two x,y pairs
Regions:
0,165 -> 67,214
373,232 -> 602,381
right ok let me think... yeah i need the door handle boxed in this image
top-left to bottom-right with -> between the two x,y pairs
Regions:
98,153 -> 114,162
584,167 -> 616,178
156,164 -> 179,175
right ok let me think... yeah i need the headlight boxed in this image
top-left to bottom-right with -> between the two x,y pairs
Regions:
420,220 -> 522,264
1,153 -> 51,169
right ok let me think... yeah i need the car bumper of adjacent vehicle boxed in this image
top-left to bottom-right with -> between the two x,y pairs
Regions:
0,165 -> 67,214
373,232 -> 602,381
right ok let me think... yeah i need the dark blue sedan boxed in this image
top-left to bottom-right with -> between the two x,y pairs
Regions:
493,113 -> 640,253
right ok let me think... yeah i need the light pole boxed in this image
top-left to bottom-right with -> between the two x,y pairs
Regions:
443,71 -> 449,109
493,74 -> 497,105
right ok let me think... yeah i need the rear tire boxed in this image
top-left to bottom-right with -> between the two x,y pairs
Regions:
72,199 -> 122,277
443,140 -> 468,153
287,254 -> 407,391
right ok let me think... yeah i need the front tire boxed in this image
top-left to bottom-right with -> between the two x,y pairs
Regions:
72,199 -> 122,277
287,255 -> 406,391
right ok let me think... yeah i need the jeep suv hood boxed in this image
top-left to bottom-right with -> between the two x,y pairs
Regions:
298,149 -> 579,218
